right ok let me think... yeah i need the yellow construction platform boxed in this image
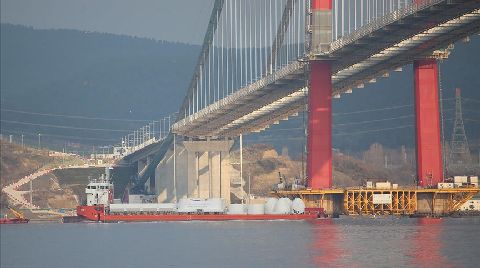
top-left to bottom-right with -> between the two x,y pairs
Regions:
272,187 -> 480,216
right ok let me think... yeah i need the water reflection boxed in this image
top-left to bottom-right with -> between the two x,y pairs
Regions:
410,218 -> 454,268
310,219 -> 346,267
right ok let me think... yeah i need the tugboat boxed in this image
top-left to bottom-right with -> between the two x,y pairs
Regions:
75,168 -> 323,222
0,208 -> 29,224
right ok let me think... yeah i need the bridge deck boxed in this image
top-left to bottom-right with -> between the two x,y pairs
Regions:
172,0 -> 480,138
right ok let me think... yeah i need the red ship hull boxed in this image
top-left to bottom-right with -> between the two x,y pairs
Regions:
0,218 -> 29,224
76,205 -> 321,222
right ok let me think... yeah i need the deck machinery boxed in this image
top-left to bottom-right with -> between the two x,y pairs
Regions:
273,187 -> 480,216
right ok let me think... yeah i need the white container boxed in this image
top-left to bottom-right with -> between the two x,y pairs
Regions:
265,198 -> 278,214
274,198 -> 292,214
366,181 -> 374,189
247,204 -> 265,215
291,198 -> 306,214
469,176 -> 478,183
454,176 -> 468,183
376,182 -> 391,189
438,183 -> 454,189
454,183 -> 463,188
392,184 -> 398,189
227,204 -> 247,214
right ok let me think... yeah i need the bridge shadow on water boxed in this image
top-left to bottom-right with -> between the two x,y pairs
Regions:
408,218 -> 455,268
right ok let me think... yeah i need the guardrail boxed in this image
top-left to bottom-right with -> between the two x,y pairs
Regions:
329,0 -> 444,53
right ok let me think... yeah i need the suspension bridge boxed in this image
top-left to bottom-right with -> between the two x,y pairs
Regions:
117,0 -> 480,209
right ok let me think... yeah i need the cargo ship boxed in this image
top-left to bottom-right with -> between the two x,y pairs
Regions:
75,169 -> 323,223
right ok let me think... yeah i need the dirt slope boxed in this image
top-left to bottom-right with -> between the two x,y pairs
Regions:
233,144 -> 416,196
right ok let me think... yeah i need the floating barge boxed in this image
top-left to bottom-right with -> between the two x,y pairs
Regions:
273,187 -> 480,216
76,205 -> 320,222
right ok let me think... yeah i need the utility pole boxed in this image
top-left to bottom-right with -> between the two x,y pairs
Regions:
173,133 -> 177,202
38,133 -> 41,149
168,116 -> 171,132
248,174 -> 251,205
240,134 -> 244,204
449,88 -> 470,165
30,178 -> 33,204
21,134 -> 24,148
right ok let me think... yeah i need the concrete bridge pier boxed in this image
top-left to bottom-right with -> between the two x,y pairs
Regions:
155,138 -> 233,203
183,139 -> 234,202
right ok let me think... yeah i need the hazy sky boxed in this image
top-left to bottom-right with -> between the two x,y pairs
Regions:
1,0 -> 214,44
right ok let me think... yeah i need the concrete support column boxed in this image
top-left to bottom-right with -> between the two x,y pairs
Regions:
220,151 -> 229,200
198,152 -> 209,198
147,155 -> 155,189
210,152 -> 221,198
414,59 -> 443,187
137,158 -> 147,175
183,139 -> 234,202
186,151 -> 197,197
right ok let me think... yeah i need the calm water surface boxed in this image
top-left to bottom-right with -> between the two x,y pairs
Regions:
1,216 -> 480,268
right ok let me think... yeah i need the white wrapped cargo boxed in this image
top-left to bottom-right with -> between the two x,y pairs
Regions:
204,198 -> 226,213
247,204 -> 265,215
177,198 -> 226,213
227,204 -> 247,214
109,203 -> 176,213
291,198 -> 306,214
141,203 -> 177,212
274,198 -> 292,214
264,198 -> 278,214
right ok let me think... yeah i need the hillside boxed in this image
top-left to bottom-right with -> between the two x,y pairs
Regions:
0,138 -> 85,209
232,144 -> 417,196
1,138 -> 131,210
1,23 -> 199,149
0,139 -> 52,187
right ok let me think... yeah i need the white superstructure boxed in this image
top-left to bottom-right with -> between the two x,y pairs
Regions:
85,167 -> 114,206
